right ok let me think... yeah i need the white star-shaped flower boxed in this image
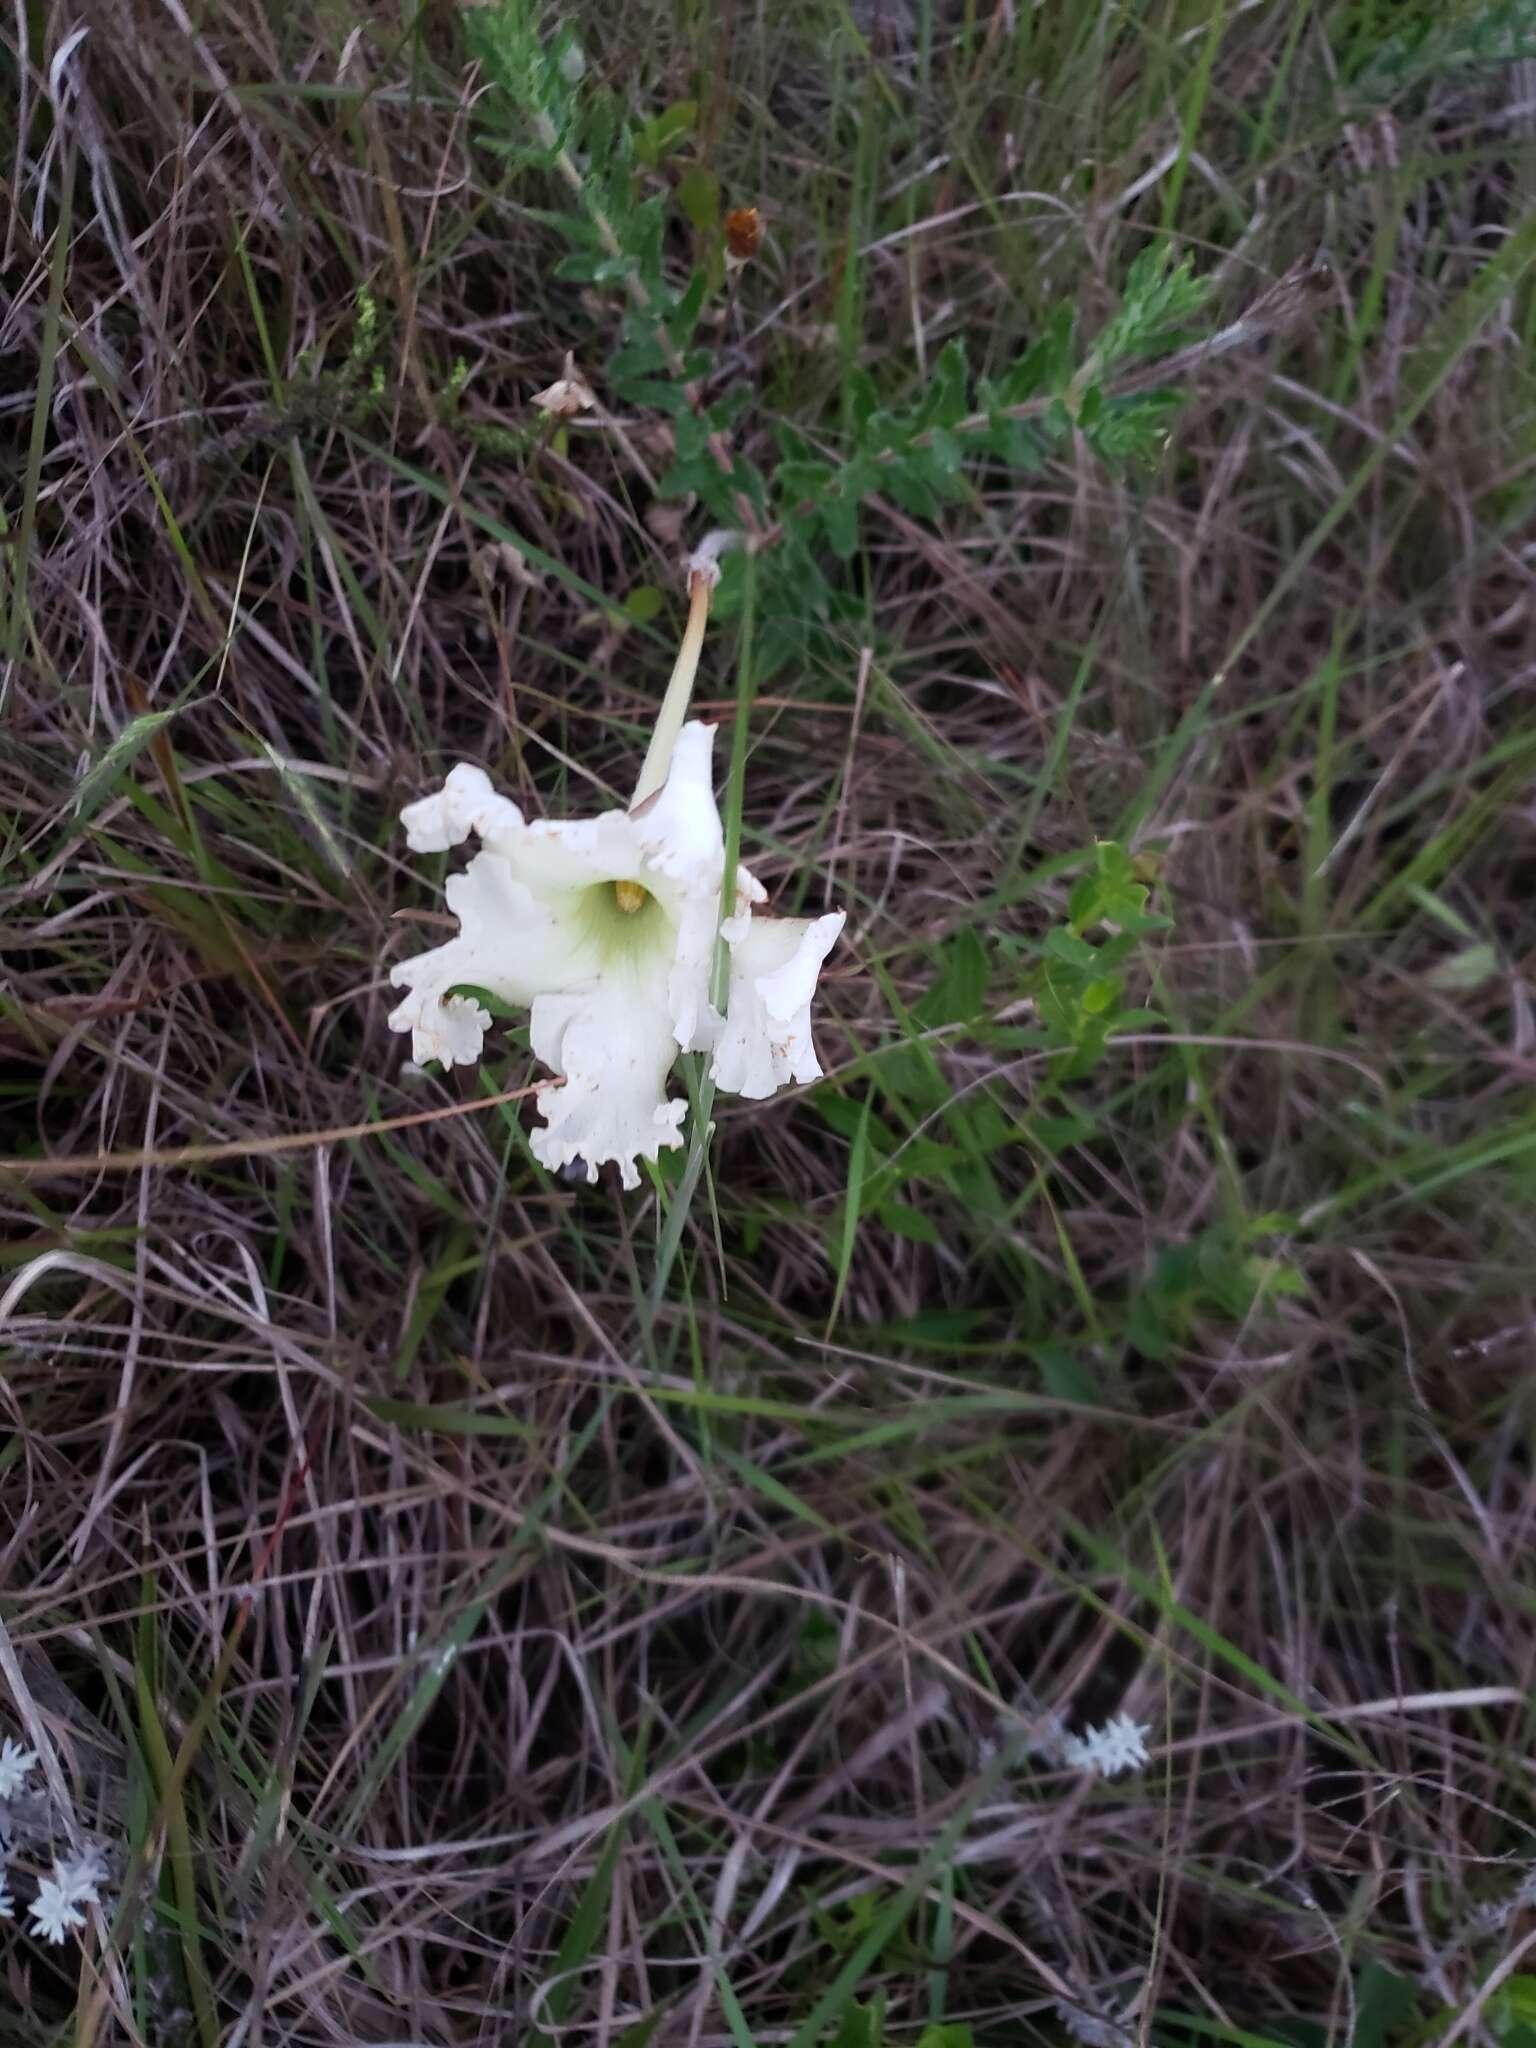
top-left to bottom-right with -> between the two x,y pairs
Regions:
0,1737 -> 37,1800
56,1844 -> 109,1897
28,1875 -> 87,1945
1057,1712 -> 1151,1779
26,1844 -> 108,1944
388,722 -> 843,1189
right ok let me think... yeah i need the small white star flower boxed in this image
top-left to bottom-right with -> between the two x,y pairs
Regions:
529,350 -> 596,416
0,1871 -> 13,1920
28,1875 -> 87,1944
26,1844 -> 108,1943
55,1844 -> 109,1899
389,725 -> 844,1188
0,1737 -> 37,1800
1058,1712 -> 1151,1779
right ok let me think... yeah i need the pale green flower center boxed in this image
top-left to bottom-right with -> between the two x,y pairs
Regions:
571,879 -> 668,966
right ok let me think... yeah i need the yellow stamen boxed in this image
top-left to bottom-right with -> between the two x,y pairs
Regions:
614,879 -> 646,915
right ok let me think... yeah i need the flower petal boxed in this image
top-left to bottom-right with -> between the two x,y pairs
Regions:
514,809 -> 645,892
712,911 -> 845,1100
529,959 -> 685,1190
633,722 -> 723,882
388,852 -> 586,1067
387,989 -> 491,1068
400,763 -> 524,854
630,721 -> 729,1053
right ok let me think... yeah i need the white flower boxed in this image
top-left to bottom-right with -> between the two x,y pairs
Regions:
388,722 -> 844,1189
26,1844 -> 107,1944
529,350 -> 596,416
0,1870 -> 12,1920
0,1737 -> 37,1800
56,1844 -> 109,1897
1057,1712 -> 1151,1779
29,1875 -> 87,1943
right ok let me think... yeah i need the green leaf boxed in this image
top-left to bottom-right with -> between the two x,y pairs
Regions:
677,165 -> 720,231
878,1200 -> 943,1245
622,585 -> 663,624
609,337 -> 668,380
920,337 -> 969,429
365,1397 -> 536,1442
882,460 -> 938,519
913,929 -> 989,1027
779,459 -> 837,501
1080,977 -> 1121,1016
1031,1341 -> 1101,1402
998,305 -> 1075,401
1352,1962 -> 1419,2048
1426,941 -> 1500,991
923,426 -> 964,478
634,99 -> 697,167
821,485 -> 861,559
1095,249 -> 1211,365
1031,1110 -> 1097,1154
665,266 -> 709,344
830,1997 -> 886,2048
845,363 -> 880,432
983,412 -> 1047,469
1084,389 -> 1182,462
1043,927 -> 1098,969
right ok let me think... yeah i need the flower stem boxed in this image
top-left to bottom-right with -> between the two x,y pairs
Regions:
631,569 -> 714,808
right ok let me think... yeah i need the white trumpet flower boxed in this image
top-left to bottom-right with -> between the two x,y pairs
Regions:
388,552 -> 844,1189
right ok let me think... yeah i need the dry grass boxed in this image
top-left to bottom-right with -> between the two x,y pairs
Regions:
3,2 -> 1536,2044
